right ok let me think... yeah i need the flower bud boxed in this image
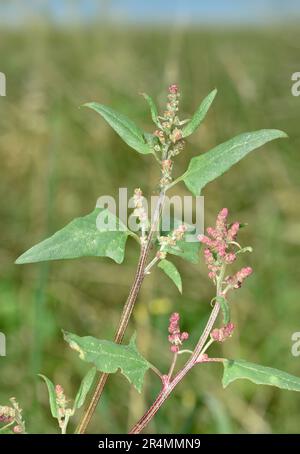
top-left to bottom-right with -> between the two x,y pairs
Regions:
227,222 -> 240,241
168,313 -> 189,352
211,323 -> 235,342
170,127 -> 182,143
162,159 -> 173,170
169,84 -> 178,94
13,425 -> 23,434
156,250 -> 167,260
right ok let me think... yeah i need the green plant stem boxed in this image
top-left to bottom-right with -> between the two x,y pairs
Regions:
198,337 -> 215,357
75,190 -> 166,434
144,256 -> 159,274
0,421 -> 14,431
167,352 -> 178,380
149,364 -> 163,380
177,349 -> 193,355
60,413 -> 71,435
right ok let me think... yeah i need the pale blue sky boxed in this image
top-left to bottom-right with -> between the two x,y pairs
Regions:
0,0 -> 299,25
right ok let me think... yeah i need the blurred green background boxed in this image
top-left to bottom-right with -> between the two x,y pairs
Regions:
1,0 -> 300,434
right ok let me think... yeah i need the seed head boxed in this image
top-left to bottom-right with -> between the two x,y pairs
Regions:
169,84 -> 178,94
198,208 -> 252,288
211,323 -> 235,342
168,313 -> 189,353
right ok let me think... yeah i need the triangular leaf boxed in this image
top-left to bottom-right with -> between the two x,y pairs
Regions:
73,367 -> 97,410
15,208 -> 131,265
63,331 -> 150,393
38,374 -> 58,418
222,359 -> 300,392
158,259 -> 182,293
84,103 -> 152,155
182,89 -> 217,138
177,129 -> 287,196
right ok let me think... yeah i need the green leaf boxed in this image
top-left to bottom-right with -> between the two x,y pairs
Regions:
141,92 -> 159,126
215,296 -> 230,324
73,367 -> 97,410
143,132 -> 160,159
179,129 -> 287,196
63,331 -> 150,393
182,89 -> 217,138
158,259 -> 182,293
236,246 -> 253,255
38,374 -> 58,418
165,240 -> 200,264
160,218 -> 200,264
0,428 -> 13,434
15,208 -> 131,265
84,103 -> 152,155
222,359 -> 300,392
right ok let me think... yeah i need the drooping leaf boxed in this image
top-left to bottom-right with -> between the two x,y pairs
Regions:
141,92 -> 159,126
38,375 -> 58,418
63,331 -> 150,393
84,103 -> 152,155
215,296 -> 230,324
175,129 -> 287,196
222,359 -> 300,392
15,208 -> 131,265
158,259 -> 182,293
73,367 -> 97,410
182,89 -> 217,138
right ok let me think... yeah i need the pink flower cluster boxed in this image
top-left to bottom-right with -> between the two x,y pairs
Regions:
159,224 -> 187,249
0,405 -> 14,424
55,384 -> 67,409
199,208 -> 252,288
168,313 -> 189,353
169,84 -> 178,94
225,267 -> 253,289
211,322 -> 235,342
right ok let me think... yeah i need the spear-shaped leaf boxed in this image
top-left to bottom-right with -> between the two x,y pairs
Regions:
222,359 -> 300,392
15,208 -> 132,265
173,129 -> 287,196
63,331 -> 150,393
84,103 -> 152,155
182,89 -> 217,138
38,375 -> 58,418
158,259 -> 182,293
73,367 -> 97,410
141,92 -> 159,126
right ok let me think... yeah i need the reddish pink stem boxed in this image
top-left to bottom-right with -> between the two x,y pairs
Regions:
129,302 -> 221,434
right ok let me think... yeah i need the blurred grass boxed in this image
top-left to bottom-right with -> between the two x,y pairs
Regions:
0,22 -> 300,434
